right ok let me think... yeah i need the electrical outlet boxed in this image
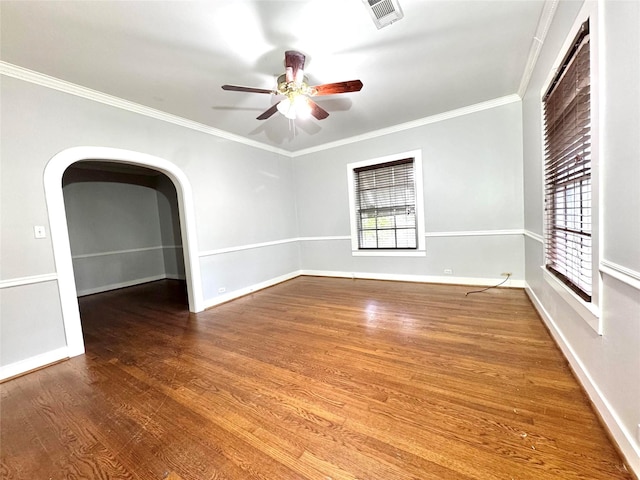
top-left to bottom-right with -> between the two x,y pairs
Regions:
501,272 -> 512,277
444,269 -> 453,275
218,287 -> 226,294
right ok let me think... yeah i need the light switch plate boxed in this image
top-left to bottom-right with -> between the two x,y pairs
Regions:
34,225 -> 46,239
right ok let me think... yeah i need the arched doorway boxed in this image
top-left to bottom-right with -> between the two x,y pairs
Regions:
44,147 -> 204,357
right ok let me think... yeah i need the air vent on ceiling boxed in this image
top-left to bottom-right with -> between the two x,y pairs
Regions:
363,0 -> 404,29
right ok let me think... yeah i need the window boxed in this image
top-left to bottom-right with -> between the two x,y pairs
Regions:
355,158 -> 416,249
347,151 -> 425,256
543,20 -> 592,302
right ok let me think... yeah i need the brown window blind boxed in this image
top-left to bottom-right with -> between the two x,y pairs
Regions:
543,20 -> 592,302
354,158 -> 417,249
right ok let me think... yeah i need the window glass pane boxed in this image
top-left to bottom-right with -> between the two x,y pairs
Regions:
396,229 -> 417,248
376,214 -> 394,229
360,230 -> 378,248
354,158 -> 417,250
394,213 -> 415,228
377,230 -> 396,248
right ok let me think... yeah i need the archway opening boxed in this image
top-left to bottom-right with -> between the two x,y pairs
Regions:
45,147 -> 203,357
63,161 -> 186,299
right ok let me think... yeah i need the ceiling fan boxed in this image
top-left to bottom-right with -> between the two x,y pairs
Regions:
222,50 -> 363,121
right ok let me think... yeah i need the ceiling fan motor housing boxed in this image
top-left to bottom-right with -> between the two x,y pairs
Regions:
276,74 -> 315,98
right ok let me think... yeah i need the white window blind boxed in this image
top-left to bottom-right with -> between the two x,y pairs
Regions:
354,158 -> 417,249
543,20 -> 592,302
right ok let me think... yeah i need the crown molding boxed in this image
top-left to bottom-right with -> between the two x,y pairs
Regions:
291,94 -> 522,157
2,61 -> 522,158
517,0 -> 559,97
0,61 -> 292,157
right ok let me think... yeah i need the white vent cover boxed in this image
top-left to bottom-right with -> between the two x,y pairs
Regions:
363,0 -> 404,29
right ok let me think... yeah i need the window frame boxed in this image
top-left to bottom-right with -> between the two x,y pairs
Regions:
543,19 -> 592,303
347,150 -> 426,257
540,0 -> 601,333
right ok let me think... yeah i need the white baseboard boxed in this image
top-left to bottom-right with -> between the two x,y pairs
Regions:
525,285 -> 640,477
301,270 -> 525,288
0,347 -> 69,382
165,273 -> 186,281
203,270 -> 525,310
76,274 -> 175,296
203,270 -> 303,309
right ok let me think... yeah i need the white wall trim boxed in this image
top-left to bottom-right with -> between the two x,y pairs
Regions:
351,250 -> 427,258
44,146 -> 204,358
0,273 -> 58,289
301,270 -> 525,288
0,347 -> 68,382
203,269 -> 525,311
541,266 -> 602,334
77,274 -> 187,295
525,284 -> 640,476
299,235 -> 351,242
200,236 -> 355,257
346,150 -> 426,253
517,0 -> 560,97
199,238 -> 300,257
203,270 -> 302,309
72,245 -> 182,259
600,259 -> 640,291
524,229 -> 544,243
292,95 -> 522,157
425,229 -> 523,238
165,273 -> 186,281
200,231 -> 528,257
76,274 -> 169,297
0,62 -> 290,157
539,0 -> 603,314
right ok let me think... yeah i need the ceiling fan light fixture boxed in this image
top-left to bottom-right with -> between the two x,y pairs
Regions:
277,94 -> 311,120
221,50 -> 362,121
293,95 -> 312,119
276,97 -> 295,119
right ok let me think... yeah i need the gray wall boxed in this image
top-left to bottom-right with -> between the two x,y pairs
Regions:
62,165 -> 185,295
0,76 -> 299,368
522,0 -> 640,470
294,101 -> 525,283
2,6 -> 638,470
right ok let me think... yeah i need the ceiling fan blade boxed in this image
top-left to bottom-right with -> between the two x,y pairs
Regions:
306,98 -> 329,120
222,85 -> 276,94
311,80 -> 363,96
257,102 -> 281,120
285,50 -> 306,85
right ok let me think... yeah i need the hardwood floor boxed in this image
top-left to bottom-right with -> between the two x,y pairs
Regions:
0,277 -> 634,479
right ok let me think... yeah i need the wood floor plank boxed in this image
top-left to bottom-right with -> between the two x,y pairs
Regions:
0,277 -> 634,479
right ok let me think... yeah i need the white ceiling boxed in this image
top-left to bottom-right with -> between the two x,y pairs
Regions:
0,0 -> 546,153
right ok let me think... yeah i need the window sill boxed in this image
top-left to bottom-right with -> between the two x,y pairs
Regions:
352,250 -> 426,257
541,266 -> 602,335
